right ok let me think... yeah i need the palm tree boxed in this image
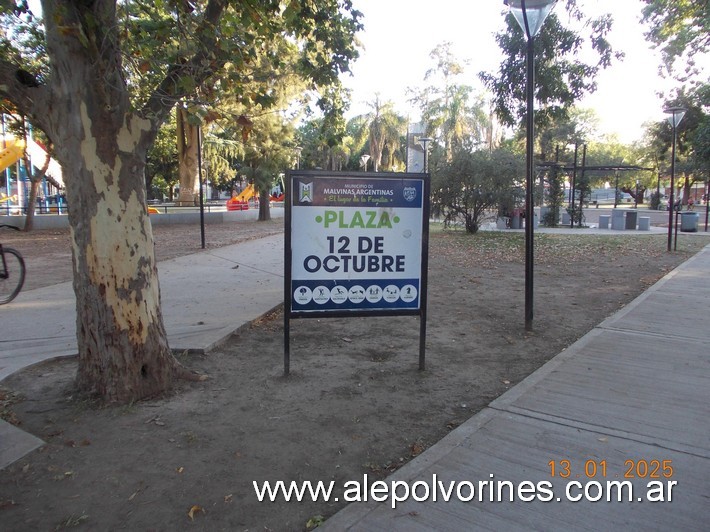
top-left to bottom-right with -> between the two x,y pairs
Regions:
354,96 -> 406,172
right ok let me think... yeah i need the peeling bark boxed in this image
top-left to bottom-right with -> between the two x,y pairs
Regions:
176,108 -> 200,206
64,104 -> 180,402
0,0 -> 237,403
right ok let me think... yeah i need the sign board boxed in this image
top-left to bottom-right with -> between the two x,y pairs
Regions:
284,170 -> 430,373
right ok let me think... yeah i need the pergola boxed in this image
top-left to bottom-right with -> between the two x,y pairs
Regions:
536,161 -> 655,227
537,163 -> 653,172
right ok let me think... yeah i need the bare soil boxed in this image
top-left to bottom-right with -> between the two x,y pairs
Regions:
1,220 -> 709,531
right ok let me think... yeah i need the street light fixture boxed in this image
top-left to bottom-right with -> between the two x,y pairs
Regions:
294,146 -> 302,170
505,0 -> 557,331
418,137 -> 433,173
664,106 -> 686,251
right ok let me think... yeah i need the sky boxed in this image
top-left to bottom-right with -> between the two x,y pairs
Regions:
20,0 -> 702,144
340,0 -> 692,144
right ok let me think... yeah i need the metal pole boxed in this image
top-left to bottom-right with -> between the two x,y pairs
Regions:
579,144 -> 587,228
525,36 -> 535,331
705,178 -> 709,232
667,124 -> 676,251
570,143 -> 578,229
197,127 -> 205,249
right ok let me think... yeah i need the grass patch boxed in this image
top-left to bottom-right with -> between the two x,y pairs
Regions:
430,229 -> 710,269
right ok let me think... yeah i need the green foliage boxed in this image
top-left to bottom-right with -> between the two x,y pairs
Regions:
641,0 -> 709,85
583,139 -> 646,189
543,165 -> 565,227
410,42 -> 493,159
2,0 -> 362,147
433,148 -> 523,233
359,96 -> 406,172
0,2 -> 46,80
649,190 -> 662,210
146,115 -> 179,199
481,2 -> 623,130
641,84 -> 710,197
566,204 -> 585,226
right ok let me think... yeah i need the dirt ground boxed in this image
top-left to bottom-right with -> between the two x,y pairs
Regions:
1,219 -> 709,531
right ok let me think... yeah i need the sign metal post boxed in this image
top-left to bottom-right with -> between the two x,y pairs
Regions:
284,170 -> 430,375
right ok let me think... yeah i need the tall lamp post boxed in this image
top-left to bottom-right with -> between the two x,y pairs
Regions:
664,106 -> 686,252
505,0 -> 557,331
419,137 -> 433,173
294,146 -> 302,170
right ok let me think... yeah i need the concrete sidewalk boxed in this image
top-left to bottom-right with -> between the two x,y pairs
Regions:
0,233 -> 284,381
2,229 -> 709,531
1,233 -> 284,469
323,244 -> 710,530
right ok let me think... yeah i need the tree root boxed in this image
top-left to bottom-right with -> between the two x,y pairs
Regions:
173,359 -> 209,382
169,348 -> 210,382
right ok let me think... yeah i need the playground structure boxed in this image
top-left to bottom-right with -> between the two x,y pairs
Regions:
1,134 -> 64,214
226,183 -> 256,211
226,183 -> 285,211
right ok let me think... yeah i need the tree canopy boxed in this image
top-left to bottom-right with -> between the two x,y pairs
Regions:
641,0 -> 710,85
481,0 -> 622,130
0,0 -> 362,403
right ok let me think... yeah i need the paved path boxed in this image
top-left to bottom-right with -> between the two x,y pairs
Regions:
322,243 -> 710,530
1,233 -> 284,469
0,233 -> 284,381
2,225 -> 709,531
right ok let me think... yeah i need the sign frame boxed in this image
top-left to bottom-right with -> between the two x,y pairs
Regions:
284,170 -> 430,375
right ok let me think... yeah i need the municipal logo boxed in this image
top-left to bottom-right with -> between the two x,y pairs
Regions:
299,181 -> 313,203
403,186 -> 417,202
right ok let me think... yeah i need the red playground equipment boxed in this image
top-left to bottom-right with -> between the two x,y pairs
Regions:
226,184 -> 255,211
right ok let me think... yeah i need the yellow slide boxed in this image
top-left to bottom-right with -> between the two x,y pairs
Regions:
233,183 -> 256,202
0,138 -> 25,173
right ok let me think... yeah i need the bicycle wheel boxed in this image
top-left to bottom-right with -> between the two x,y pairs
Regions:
0,247 -> 26,304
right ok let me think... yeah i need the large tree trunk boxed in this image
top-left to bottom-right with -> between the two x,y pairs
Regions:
258,189 -> 271,221
22,149 -> 51,233
23,178 -> 40,231
37,0 -> 186,403
64,110 -> 179,402
176,108 -> 199,206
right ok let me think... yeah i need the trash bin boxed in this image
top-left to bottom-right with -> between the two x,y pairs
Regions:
680,212 -> 699,232
611,209 -> 625,230
511,209 -> 522,229
625,210 -> 638,230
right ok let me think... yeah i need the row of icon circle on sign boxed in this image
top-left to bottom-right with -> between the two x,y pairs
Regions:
294,284 -> 418,306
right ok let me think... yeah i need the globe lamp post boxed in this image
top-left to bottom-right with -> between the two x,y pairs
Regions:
504,0 -> 557,331
664,106 -> 686,252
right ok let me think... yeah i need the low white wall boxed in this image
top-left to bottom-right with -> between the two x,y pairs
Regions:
1,214 -> 69,230
1,206 -> 284,230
